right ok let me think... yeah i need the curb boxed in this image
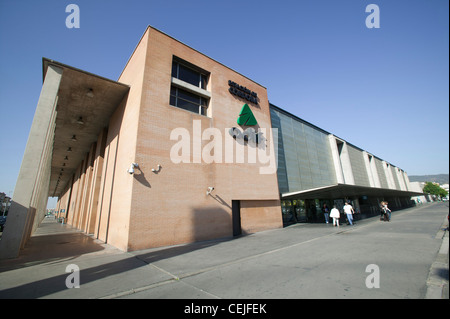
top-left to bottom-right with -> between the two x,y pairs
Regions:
425,216 -> 449,299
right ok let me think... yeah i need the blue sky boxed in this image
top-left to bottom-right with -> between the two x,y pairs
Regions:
0,0 -> 448,202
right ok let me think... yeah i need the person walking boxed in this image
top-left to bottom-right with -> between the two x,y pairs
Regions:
380,201 -> 385,221
323,203 -> 330,224
343,201 -> 355,225
330,205 -> 340,227
381,201 -> 391,221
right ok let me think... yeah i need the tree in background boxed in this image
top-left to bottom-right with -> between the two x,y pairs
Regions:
423,182 -> 448,199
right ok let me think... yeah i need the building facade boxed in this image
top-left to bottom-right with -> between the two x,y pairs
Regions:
0,27 -> 422,258
270,105 -> 419,225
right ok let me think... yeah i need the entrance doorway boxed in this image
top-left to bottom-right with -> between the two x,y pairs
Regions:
232,200 -> 241,236
334,199 -> 345,213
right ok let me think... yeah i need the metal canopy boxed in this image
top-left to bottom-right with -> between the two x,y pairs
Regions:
44,59 -> 130,198
281,183 -> 425,200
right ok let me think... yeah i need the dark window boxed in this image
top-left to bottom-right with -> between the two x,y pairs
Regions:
170,58 -> 210,116
171,62 -> 178,79
170,86 -> 208,116
172,60 -> 208,89
200,74 -> 207,90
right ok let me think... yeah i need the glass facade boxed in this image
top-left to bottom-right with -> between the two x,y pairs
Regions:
375,158 -> 389,189
270,103 -> 416,226
281,198 -> 337,225
347,145 -> 370,187
270,106 -> 337,194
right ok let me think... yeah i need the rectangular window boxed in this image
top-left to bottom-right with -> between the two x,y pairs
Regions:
172,60 -> 208,89
170,57 -> 210,116
170,86 -> 208,116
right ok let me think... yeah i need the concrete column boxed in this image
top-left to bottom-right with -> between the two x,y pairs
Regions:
363,152 -> 381,188
339,142 -> 355,185
0,65 -> 62,259
328,135 -> 344,184
80,144 -> 96,232
29,104 -> 57,236
328,135 -> 355,185
86,127 -> 108,234
382,161 -> 396,189
395,168 -> 407,191
402,171 -> 412,191
369,156 -> 381,188
362,151 -> 375,187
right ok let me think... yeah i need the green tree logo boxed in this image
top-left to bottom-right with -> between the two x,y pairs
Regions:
237,104 -> 258,126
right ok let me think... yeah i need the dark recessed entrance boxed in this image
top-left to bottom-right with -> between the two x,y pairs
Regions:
232,200 -> 241,236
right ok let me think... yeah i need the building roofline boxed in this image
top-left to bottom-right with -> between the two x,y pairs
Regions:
118,25 -> 267,89
269,102 -> 404,171
269,102 -> 332,136
42,57 -> 130,89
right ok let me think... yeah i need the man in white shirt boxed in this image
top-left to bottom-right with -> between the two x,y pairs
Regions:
343,202 -> 355,225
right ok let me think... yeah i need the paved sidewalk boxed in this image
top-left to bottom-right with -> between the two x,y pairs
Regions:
0,202 -> 448,299
425,214 -> 449,299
